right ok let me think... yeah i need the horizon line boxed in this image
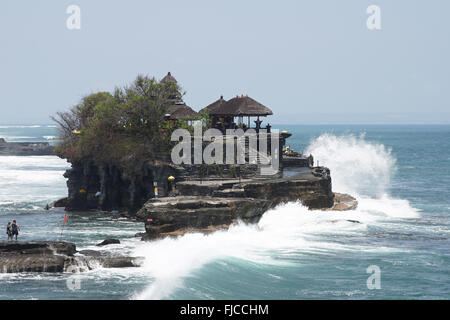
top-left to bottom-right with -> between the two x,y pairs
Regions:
1,123 -> 450,127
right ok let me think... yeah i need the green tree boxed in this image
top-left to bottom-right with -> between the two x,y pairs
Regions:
53,74 -> 185,172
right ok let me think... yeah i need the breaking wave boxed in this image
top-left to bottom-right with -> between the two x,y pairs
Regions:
0,125 -> 42,129
132,134 -> 419,300
306,133 -> 395,197
0,156 -> 69,211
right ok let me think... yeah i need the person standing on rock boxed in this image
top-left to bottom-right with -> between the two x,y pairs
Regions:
6,222 -> 12,241
10,220 -> 20,241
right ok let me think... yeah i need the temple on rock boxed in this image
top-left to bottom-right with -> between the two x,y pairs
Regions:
161,72 -> 273,132
161,72 -> 198,121
200,95 -> 273,133
161,72 -> 313,171
55,72 -> 340,228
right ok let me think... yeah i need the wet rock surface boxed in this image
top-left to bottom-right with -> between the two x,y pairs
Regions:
96,239 -> 121,246
329,193 -> 358,211
137,196 -> 271,240
78,249 -> 103,257
0,241 -> 76,256
1,255 -> 67,273
0,241 -> 141,273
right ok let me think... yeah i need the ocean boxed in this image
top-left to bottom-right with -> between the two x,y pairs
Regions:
0,124 -> 449,300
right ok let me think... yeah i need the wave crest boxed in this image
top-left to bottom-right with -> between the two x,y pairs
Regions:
306,133 -> 395,197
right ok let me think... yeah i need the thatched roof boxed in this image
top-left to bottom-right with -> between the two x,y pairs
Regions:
209,95 -> 273,116
199,96 -> 227,115
166,103 -> 198,120
161,72 -> 177,84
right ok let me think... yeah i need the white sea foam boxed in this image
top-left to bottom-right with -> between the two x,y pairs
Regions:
305,133 -> 395,197
0,125 -> 42,129
0,156 -> 69,205
133,133 -> 420,300
0,136 -> 35,140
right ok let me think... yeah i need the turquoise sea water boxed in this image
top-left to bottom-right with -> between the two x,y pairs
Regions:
0,124 -> 449,300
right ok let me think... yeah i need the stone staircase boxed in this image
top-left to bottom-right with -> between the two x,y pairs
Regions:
238,134 -> 275,177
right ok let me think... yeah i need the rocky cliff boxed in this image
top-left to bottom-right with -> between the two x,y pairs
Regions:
61,160 -> 355,243
63,161 -> 176,213
136,196 -> 272,240
136,167 -> 338,240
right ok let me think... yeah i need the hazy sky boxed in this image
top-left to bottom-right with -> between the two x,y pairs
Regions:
0,0 -> 449,124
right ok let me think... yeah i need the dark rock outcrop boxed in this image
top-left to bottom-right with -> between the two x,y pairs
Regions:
176,167 -> 334,209
0,241 -> 141,273
60,155 -> 353,244
328,193 -> 358,211
136,167 -> 340,240
1,255 -> 67,273
96,257 -> 142,268
0,139 -> 54,156
64,161 -> 176,213
0,241 -> 75,273
137,196 -> 271,240
241,169 -> 334,210
0,241 -> 76,256
52,197 -> 68,208
96,239 -> 120,246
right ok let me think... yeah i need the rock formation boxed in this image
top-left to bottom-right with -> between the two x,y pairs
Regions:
96,239 -> 121,246
137,196 -> 272,240
63,161 -> 176,213
329,193 -> 358,211
0,139 -> 54,156
56,158 -> 358,242
0,241 -> 141,273
136,167 -> 343,240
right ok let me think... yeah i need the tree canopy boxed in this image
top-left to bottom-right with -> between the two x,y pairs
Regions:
53,75 -> 195,171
